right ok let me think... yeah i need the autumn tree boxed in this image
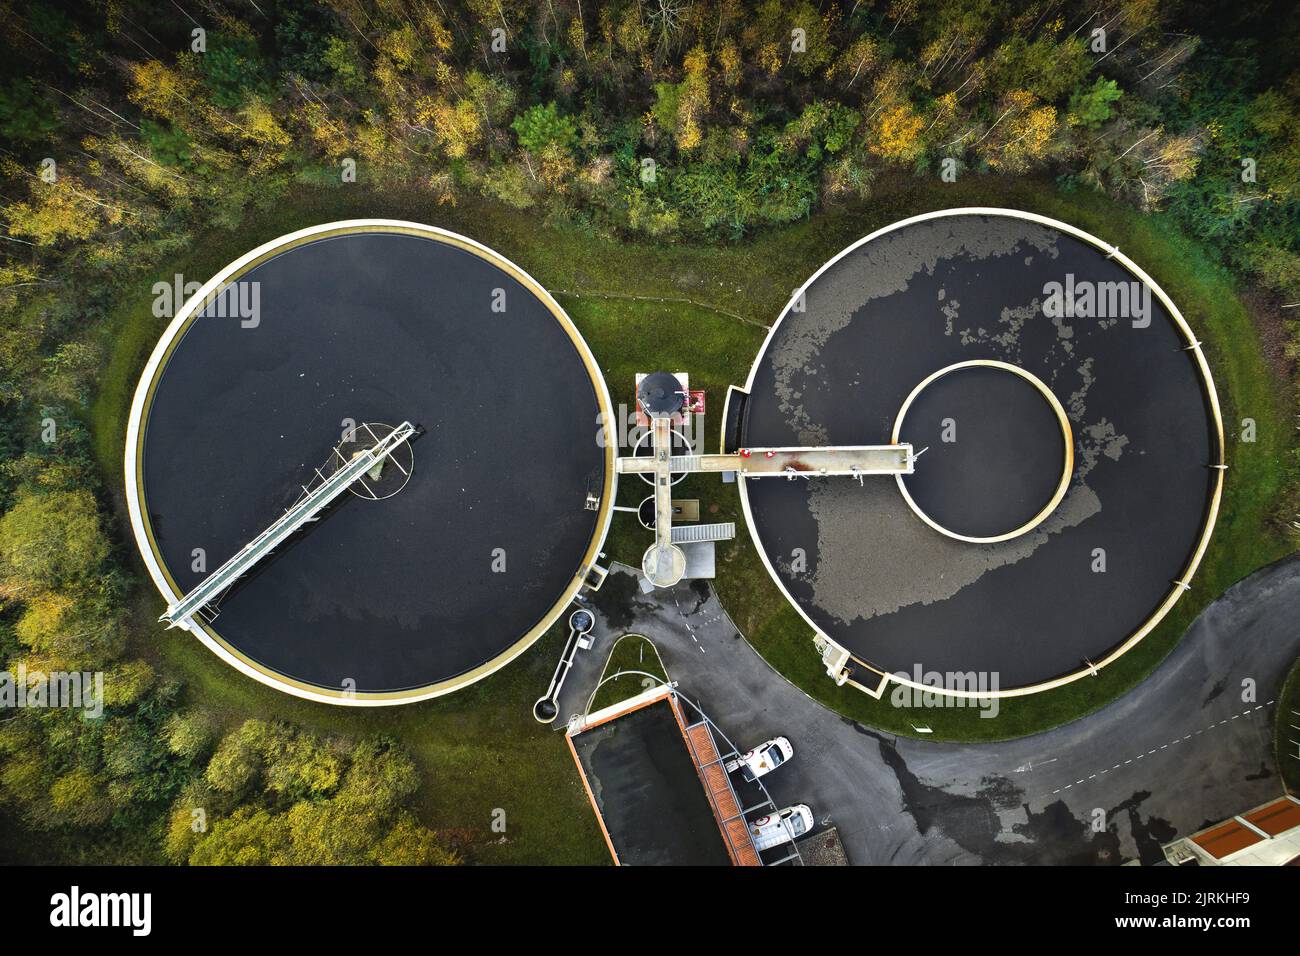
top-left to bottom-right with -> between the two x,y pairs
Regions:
0,488 -> 109,595
181,723 -> 458,866
869,102 -> 925,162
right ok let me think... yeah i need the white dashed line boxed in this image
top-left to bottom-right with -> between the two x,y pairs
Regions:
670,589 -> 708,655
1049,701 -> 1275,795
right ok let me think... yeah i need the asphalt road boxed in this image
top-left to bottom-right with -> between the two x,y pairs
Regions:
553,555 -> 1300,865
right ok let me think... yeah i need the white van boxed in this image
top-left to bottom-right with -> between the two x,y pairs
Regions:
726,736 -> 793,782
748,804 -> 813,852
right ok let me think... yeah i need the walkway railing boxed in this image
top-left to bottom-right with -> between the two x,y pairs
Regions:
161,421 -> 416,629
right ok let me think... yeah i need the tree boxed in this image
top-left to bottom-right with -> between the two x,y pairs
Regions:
1250,85 -> 1300,201
199,35 -> 268,109
480,161 -> 536,209
262,731 -> 343,800
417,96 -> 483,159
337,740 -> 419,813
100,660 -> 156,708
274,4 -> 344,83
49,768 -> 114,828
0,488 -> 109,594
511,102 -> 578,154
188,807 -> 293,865
14,590 -> 123,667
782,2 -> 836,78
375,814 -> 461,865
163,784 -> 207,863
988,34 -> 1089,104
784,102 -> 860,158
164,711 -> 216,761
204,720 -> 267,797
0,78 -> 60,145
236,99 -> 291,172
870,103 -> 925,162
128,60 -> 198,125
984,91 -> 1058,173
183,725 -> 456,865
41,339 -> 102,405
1069,78 -> 1123,129
3,176 -> 111,246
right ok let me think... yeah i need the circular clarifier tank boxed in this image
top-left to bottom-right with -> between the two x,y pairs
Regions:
126,221 -> 615,705
893,360 -> 1073,543
738,208 -> 1223,697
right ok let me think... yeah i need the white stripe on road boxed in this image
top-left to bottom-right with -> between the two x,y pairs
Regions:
1049,702 -> 1275,796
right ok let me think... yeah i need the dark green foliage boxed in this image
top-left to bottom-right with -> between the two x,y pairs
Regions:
140,119 -> 193,168
666,135 -> 819,237
198,35 -> 267,109
1068,78 -> 1122,129
511,101 -> 579,153
24,4 -> 88,71
1162,46 -> 1299,292
0,77 -> 59,145
274,2 -> 343,83
784,101 -> 860,159
988,33 -> 1090,103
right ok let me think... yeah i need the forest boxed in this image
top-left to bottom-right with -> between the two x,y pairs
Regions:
0,0 -> 1297,864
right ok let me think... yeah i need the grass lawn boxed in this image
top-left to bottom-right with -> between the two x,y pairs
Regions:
88,170 -> 1294,864
588,634 -> 670,713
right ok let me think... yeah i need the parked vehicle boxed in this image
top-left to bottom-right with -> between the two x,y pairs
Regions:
749,804 -> 814,852
726,736 -> 793,781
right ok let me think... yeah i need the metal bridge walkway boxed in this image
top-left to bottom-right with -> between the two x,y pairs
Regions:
161,421 -> 417,629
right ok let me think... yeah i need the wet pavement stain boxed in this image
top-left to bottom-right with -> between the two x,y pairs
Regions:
1013,800 -> 1124,865
875,734 -> 1015,858
687,579 -> 710,616
589,572 -> 656,630
877,735 -> 1138,864
976,775 -> 1024,813
1202,677 -> 1227,706
1116,790 -> 1177,865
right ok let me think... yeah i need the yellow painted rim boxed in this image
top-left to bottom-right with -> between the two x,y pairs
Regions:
125,220 -> 616,706
890,359 -> 1074,544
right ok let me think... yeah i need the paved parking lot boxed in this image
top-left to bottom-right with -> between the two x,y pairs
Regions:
551,556 -> 1300,865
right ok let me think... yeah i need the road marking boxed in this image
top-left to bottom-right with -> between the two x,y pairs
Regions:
670,588 -> 707,655
1049,701 -> 1276,796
